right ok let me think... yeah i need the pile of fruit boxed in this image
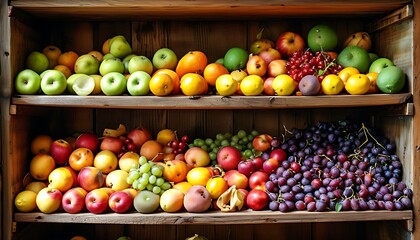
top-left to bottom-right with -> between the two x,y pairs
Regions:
14,25 -> 406,97
14,120 -> 413,214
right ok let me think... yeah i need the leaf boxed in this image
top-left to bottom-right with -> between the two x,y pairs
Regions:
256,28 -> 265,40
335,202 -> 343,212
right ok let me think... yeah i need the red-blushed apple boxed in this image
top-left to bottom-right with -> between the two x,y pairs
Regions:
246,55 -> 267,77
269,148 -> 287,163
267,59 -> 287,78
62,187 -> 88,214
50,139 -> 73,165
183,185 -> 212,213
259,48 -> 282,65
108,190 -> 133,213
93,150 -> 118,174
63,166 -> 79,188
75,132 -> 99,153
162,159 -> 189,184
225,170 -> 249,189
184,147 -> 211,168
262,158 -> 279,174
249,171 -> 269,190
246,189 -> 269,211
85,188 -> 110,214
263,77 -> 275,95
77,166 -> 105,192
217,146 -> 242,171
276,31 -> 305,59
238,188 -> 249,208
126,127 -> 152,150
35,187 -> 63,213
252,134 -> 273,152
237,159 -> 255,177
100,137 -> 124,156
251,156 -> 264,171
68,147 -> 94,172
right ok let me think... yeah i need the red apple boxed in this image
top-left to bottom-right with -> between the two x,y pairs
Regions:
63,166 -> 79,188
269,149 -> 287,163
267,59 -> 287,77
184,147 -> 211,168
61,187 -> 88,214
100,137 -> 124,155
217,146 -> 242,171
246,55 -> 267,77
77,166 -> 105,192
126,127 -> 152,150
75,132 -> 99,153
252,134 -> 273,152
85,188 -> 109,214
237,159 -> 255,177
262,158 -> 279,174
276,32 -> 305,58
226,170 -> 249,189
238,188 -> 249,208
50,139 -> 73,165
258,48 -> 281,65
248,171 -> 269,190
108,190 -> 133,213
246,189 -> 269,211
251,156 -> 264,170
263,77 -> 275,95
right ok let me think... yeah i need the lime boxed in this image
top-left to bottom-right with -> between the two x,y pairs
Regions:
376,66 -> 405,93
223,47 -> 249,71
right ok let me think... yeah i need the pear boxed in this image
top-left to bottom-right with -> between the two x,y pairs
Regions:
109,35 -> 132,59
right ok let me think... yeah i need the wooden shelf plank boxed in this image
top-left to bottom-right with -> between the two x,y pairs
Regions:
14,210 -> 413,225
11,93 -> 412,110
9,0 -> 411,20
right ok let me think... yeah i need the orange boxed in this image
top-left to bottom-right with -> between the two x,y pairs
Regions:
58,51 -> 79,73
149,73 -> 174,96
102,38 -> 111,54
366,72 -> 379,94
54,64 -> 72,79
154,69 -> 180,95
203,63 -> 229,86
338,67 -> 359,84
180,73 -> 208,96
175,51 -> 208,77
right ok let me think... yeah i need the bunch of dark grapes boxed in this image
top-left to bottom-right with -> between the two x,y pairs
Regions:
286,50 -> 344,82
119,137 -> 138,158
265,120 -> 413,212
166,135 -> 189,155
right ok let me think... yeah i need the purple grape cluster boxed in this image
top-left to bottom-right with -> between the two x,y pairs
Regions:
265,120 -> 413,212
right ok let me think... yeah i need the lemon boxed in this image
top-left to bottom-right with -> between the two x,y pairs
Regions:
239,75 -> 264,96
271,74 -> 296,96
321,74 -> 344,95
345,74 -> 370,95
15,190 -> 37,212
216,74 -> 237,96
230,69 -> 248,82
338,67 -> 360,84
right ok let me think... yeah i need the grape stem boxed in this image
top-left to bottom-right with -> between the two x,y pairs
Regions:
358,123 -> 386,150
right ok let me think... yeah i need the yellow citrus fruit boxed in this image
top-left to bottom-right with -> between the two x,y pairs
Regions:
230,69 -> 248,82
173,181 -> 193,194
25,181 -> 47,194
30,153 -> 56,181
180,73 -> 208,96
240,75 -> 264,96
203,63 -> 229,86
366,72 -> 380,94
90,74 -> 103,95
271,74 -> 297,96
345,74 -> 371,95
206,176 -> 229,199
338,67 -> 360,84
321,74 -> 344,95
156,129 -> 176,146
154,69 -> 180,95
14,190 -> 37,212
215,74 -> 238,96
48,167 -> 74,192
149,73 -> 174,96
186,167 -> 213,186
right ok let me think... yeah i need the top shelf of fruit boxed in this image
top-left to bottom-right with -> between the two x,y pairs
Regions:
9,0 -> 412,20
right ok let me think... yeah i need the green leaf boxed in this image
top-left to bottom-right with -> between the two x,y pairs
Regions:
335,202 -> 343,212
256,28 -> 264,40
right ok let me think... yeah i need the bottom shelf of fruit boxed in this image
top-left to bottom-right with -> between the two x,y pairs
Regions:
14,210 -> 413,225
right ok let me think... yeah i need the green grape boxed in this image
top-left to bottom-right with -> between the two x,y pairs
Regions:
234,144 -> 243,151
161,182 -> 172,190
151,166 -> 163,177
127,175 -> 135,185
139,163 -> 151,173
212,147 -> 219,153
128,170 -> 141,180
156,177 -> 165,186
215,133 -> 224,141
237,129 -> 247,139
205,138 -> 213,146
139,156 -> 148,165
142,172 -> 151,179
209,152 -> 217,161
241,136 -> 249,144
209,143 -> 218,150
148,161 -> 154,168
231,135 -> 239,143
132,179 -> 140,190
138,183 -> 146,191
221,139 -> 229,147
251,130 -> 259,137
223,132 -> 232,139
152,186 -> 162,194
139,177 -> 149,186
149,175 -> 157,184
247,142 -> 253,150
247,134 -> 254,141
243,149 -> 253,159
214,139 -> 221,146
201,145 -> 209,151
193,138 -> 205,146
146,184 -> 154,191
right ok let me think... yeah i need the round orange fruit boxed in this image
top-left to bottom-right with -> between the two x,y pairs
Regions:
176,51 -> 208,77
203,63 -> 229,86
149,73 -> 174,96
180,73 -> 208,96
154,69 -> 180,95
58,51 -> 79,73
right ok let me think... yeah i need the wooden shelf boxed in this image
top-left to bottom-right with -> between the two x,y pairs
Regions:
11,93 -> 412,110
14,210 -> 413,225
9,0 -> 411,20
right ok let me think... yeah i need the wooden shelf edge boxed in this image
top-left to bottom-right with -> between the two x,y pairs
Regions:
11,93 -> 412,110
14,210 -> 413,225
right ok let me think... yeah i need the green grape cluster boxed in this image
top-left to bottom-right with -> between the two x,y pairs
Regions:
189,129 -> 261,164
127,156 -> 172,195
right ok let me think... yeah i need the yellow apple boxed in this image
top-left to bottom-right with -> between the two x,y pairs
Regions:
94,150 -> 118,174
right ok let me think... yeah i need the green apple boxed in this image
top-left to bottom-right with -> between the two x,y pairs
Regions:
376,66 -> 405,93
14,69 -> 42,94
128,56 -> 153,75
152,48 -> 178,70
100,72 -> 127,96
40,69 -> 67,95
368,57 -> 395,73
74,54 -> 100,75
109,35 -> 132,59
99,58 -> 125,76
122,54 -> 137,74
127,71 -> 151,96
26,51 -> 49,74
215,58 -> 224,65
369,53 -> 379,63
103,53 -> 116,60
67,73 -> 94,95
307,24 -> 338,52
337,46 -> 371,73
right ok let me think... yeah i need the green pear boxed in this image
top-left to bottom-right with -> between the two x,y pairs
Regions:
109,35 -> 132,59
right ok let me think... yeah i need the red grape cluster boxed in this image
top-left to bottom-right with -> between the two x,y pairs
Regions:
118,137 -> 138,158
264,120 -> 413,212
166,135 -> 189,155
286,50 -> 344,82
